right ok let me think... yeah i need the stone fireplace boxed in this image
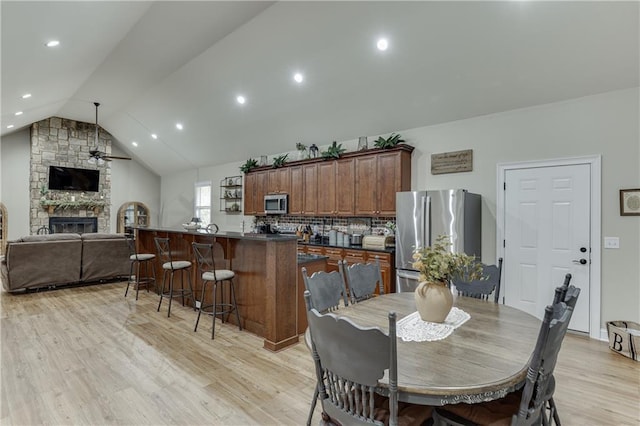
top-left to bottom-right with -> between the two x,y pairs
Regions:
29,117 -> 112,234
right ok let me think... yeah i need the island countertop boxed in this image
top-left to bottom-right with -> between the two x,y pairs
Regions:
135,227 -> 299,351
134,226 -> 298,242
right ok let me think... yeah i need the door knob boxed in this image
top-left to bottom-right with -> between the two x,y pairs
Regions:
572,258 -> 587,265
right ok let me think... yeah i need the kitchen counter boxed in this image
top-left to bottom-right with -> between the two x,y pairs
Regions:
297,253 -> 329,264
135,227 -> 298,351
298,240 -> 395,254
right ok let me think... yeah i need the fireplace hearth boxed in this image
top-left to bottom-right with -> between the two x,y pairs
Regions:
49,217 -> 97,234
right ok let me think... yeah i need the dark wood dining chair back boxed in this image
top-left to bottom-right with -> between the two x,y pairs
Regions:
433,285 -> 580,426
514,289 -> 580,425
452,258 -> 503,303
301,268 -> 349,313
304,291 -> 399,426
341,257 -> 384,304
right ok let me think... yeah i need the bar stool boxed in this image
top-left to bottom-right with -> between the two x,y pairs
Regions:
192,241 -> 241,339
154,237 -> 195,317
124,233 -> 157,300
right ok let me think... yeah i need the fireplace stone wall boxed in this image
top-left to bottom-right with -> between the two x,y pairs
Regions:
30,117 -> 112,234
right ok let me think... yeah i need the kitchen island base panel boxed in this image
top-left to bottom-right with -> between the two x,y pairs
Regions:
136,228 -> 299,351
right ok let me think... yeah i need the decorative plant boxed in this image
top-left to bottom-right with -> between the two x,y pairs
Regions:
296,142 -> 307,151
373,133 -> 405,149
321,141 -> 346,159
412,235 -> 483,286
240,158 -> 259,173
272,153 -> 288,168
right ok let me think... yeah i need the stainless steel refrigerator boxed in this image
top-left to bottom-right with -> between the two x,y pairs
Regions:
395,189 -> 481,292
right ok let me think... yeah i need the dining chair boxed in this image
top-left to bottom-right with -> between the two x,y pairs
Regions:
452,258 -> 503,303
433,286 -> 580,426
304,291 -> 432,426
301,268 -> 349,313
301,267 -> 349,425
340,257 -> 384,304
192,242 -> 241,339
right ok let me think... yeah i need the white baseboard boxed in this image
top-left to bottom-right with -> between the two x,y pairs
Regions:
599,328 -> 608,342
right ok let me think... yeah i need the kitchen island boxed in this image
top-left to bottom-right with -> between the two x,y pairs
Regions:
135,227 -> 298,351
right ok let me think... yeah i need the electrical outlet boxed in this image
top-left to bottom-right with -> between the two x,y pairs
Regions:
604,237 -> 620,249
195,300 -> 201,309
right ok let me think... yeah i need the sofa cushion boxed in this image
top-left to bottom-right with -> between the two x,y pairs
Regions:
20,233 -> 81,242
81,233 -> 127,240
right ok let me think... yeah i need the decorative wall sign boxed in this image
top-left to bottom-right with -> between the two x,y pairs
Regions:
620,188 -> 640,216
431,149 -> 473,175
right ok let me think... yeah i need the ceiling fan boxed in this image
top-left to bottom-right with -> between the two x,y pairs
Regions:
88,102 -> 131,164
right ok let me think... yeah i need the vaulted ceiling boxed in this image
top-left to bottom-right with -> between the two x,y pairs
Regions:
2,1 -> 638,176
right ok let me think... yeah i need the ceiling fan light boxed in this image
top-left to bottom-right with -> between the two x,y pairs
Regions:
88,156 -> 97,165
97,158 -> 105,166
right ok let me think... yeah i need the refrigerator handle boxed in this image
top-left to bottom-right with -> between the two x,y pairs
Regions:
424,195 -> 431,247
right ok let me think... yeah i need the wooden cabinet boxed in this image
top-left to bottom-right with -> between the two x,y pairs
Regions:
243,173 -> 257,215
267,168 -> 290,194
335,158 -> 355,215
316,161 -> 336,215
298,244 -> 395,294
355,149 -> 412,216
244,145 -> 413,217
302,164 -> 318,215
289,166 -> 304,215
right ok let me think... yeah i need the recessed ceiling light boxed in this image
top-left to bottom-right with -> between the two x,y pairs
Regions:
377,38 -> 389,51
21,93 -> 32,99
236,95 -> 246,105
151,133 -> 158,139
132,141 -> 138,147
46,40 -> 60,47
293,72 -> 304,83
176,123 -> 183,130
6,125 -> 14,129
15,111 -> 23,116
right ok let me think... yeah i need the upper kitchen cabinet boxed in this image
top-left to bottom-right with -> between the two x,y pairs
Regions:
244,170 -> 268,215
243,145 -> 412,217
335,158 -> 355,215
289,163 -> 317,215
267,168 -> 291,194
355,147 -> 412,216
316,161 -> 336,215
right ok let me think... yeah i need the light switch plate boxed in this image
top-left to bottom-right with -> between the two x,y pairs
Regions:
604,237 -> 620,249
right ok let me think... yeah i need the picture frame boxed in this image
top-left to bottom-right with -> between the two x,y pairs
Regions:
619,189 -> 640,216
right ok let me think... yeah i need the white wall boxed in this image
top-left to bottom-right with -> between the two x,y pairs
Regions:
0,128 -> 31,239
0,129 -> 161,237
160,87 -> 640,327
110,145 -> 161,231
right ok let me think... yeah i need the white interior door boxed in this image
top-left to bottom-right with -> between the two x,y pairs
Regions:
504,164 -> 591,332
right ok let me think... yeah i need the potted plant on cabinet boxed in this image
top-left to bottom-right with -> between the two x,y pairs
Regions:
373,133 -> 405,149
240,158 -> 259,173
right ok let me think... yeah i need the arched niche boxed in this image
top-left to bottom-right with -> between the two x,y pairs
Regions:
117,202 -> 150,233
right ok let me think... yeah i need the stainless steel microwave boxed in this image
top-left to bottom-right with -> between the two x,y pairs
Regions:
264,194 -> 288,214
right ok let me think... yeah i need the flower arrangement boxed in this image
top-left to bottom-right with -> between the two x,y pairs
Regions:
412,235 -> 483,285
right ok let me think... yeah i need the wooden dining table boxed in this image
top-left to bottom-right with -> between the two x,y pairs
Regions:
328,292 -> 541,406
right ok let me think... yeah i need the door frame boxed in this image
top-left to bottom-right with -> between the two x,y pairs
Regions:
496,155 -> 601,340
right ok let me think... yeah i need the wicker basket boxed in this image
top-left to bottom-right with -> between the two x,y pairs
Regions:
606,321 -> 640,361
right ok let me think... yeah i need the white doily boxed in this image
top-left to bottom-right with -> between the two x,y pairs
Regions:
396,308 -> 470,342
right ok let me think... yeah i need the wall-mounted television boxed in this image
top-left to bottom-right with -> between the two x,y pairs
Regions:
48,166 -> 100,192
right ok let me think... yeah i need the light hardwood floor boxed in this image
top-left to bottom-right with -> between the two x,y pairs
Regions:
1,282 -> 638,425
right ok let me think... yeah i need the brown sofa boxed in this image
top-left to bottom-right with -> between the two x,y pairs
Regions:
0,233 -> 130,292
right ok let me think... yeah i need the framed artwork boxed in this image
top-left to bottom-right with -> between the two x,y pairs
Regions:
619,189 -> 640,216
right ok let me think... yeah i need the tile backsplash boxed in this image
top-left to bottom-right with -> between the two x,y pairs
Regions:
257,215 -> 395,236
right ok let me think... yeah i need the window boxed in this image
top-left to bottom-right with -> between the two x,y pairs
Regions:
194,181 -> 212,225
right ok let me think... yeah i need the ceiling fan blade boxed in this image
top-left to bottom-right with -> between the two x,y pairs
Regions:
103,155 -> 132,160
